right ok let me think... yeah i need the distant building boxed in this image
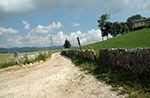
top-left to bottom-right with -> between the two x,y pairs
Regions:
133,18 -> 150,29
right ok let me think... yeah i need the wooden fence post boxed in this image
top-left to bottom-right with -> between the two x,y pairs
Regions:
77,37 -> 82,52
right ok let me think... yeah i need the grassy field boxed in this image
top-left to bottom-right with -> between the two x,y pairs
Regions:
76,28 -> 150,55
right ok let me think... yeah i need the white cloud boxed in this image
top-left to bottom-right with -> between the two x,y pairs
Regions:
7,36 -> 24,47
72,23 -> 80,27
22,20 -> 30,30
1,29 -> 102,47
29,21 -> 63,34
69,29 -> 102,46
0,27 -> 18,36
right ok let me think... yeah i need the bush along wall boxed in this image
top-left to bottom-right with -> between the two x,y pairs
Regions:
15,51 -> 50,64
62,48 -> 150,74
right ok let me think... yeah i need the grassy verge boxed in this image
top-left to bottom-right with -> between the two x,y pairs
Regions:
23,51 -> 51,64
0,62 -> 16,69
62,53 -> 150,98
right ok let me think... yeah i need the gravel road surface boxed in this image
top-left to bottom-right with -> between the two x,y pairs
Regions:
0,53 -> 125,98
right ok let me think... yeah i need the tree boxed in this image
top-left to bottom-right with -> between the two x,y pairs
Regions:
103,21 -> 112,39
120,22 -> 129,34
97,14 -> 110,40
63,39 -> 71,49
127,14 -> 144,31
111,22 -> 121,37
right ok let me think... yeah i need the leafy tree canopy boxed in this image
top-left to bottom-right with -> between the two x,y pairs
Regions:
97,14 -> 110,37
127,14 -> 144,31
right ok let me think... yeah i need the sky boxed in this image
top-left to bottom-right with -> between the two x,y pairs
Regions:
0,0 -> 150,48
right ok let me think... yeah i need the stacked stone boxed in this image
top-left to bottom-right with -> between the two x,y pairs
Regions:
84,49 -> 96,61
99,48 -> 150,74
64,49 -> 96,61
15,56 -> 25,64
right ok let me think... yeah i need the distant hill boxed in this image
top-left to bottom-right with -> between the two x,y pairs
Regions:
0,46 -> 76,53
75,28 -> 150,55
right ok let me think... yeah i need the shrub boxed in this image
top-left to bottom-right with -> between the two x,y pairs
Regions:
23,55 -> 32,64
0,61 -> 16,69
35,53 -> 47,61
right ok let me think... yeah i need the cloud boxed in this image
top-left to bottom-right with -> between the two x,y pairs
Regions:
0,0 -> 34,20
72,23 -> 80,27
0,0 -> 145,20
63,0 -> 99,10
0,27 -> 19,36
22,20 -> 30,30
100,0 -> 139,14
1,29 -> 102,47
0,0 -> 99,20
48,29 -> 102,46
0,21 -> 64,47
29,21 -> 63,34
7,36 -> 24,47
140,1 -> 150,12
67,29 -> 102,46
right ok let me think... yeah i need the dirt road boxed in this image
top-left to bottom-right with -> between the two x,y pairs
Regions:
0,53 -> 125,98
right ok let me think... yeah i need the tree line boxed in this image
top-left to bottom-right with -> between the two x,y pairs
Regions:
97,14 -> 145,40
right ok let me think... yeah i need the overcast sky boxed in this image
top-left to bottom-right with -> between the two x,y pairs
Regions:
0,0 -> 150,48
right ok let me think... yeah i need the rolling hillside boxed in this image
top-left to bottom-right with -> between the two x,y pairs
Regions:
77,28 -> 150,55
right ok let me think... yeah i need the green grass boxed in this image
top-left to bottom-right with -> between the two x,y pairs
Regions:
0,62 -> 16,69
62,53 -> 150,98
23,51 -> 51,64
75,28 -> 150,55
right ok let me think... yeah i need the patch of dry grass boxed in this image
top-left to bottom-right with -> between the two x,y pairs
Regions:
0,53 -> 14,63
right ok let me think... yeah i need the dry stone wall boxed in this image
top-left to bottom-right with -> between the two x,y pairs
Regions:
62,49 -> 96,61
99,48 -> 150,74
62,48 -> 150,74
